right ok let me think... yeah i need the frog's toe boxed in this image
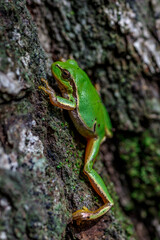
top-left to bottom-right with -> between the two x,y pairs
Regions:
38,85 -> 49,94
40,78 -> 48,84
40,78 -> 52,89
82,206 -> 89,211
38,85 -> 46,91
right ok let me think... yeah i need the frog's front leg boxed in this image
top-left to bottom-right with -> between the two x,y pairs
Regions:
39,78 -> 76,110
72,137 -> 114,224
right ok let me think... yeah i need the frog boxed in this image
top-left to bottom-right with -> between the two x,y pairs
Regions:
39,59 -> 114,224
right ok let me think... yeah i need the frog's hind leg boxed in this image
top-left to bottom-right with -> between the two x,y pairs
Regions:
72,137 -> 114,223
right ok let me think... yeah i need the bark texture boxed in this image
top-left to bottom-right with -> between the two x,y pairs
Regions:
0,0 -> 159,240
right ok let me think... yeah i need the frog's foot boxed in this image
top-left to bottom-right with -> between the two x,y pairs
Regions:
40,78 -> 53,90
39,78 -> 55,95
72,203 -> 113,225
72,206 -> 92,225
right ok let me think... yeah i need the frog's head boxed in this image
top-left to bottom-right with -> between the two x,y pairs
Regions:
51,59 -> 79,93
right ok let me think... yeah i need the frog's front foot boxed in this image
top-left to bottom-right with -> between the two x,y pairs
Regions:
38,78 -> 55,95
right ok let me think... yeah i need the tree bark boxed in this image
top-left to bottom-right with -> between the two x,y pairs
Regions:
0,0 -> 159,240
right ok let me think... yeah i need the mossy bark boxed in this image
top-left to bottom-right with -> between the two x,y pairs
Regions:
0,0 -> 159,240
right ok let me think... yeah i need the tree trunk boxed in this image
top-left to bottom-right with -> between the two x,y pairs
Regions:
0,0 -> 159,239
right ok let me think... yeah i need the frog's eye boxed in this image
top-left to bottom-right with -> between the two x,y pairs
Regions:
62,69 -> 71,79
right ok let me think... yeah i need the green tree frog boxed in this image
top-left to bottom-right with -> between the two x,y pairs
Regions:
39,59 -> 114,224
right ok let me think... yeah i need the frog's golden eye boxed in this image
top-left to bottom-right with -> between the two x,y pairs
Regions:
62,69 -> 70,79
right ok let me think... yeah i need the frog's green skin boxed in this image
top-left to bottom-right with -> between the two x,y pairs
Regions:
39,59 -> 114,224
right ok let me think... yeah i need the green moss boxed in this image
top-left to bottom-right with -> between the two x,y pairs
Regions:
56,162 -> 64,169
70,10 -> 75,15
16,99 -> 33,115
119,130 -> 160,224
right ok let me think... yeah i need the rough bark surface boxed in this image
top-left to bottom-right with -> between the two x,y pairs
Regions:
0,0 -> 159,240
